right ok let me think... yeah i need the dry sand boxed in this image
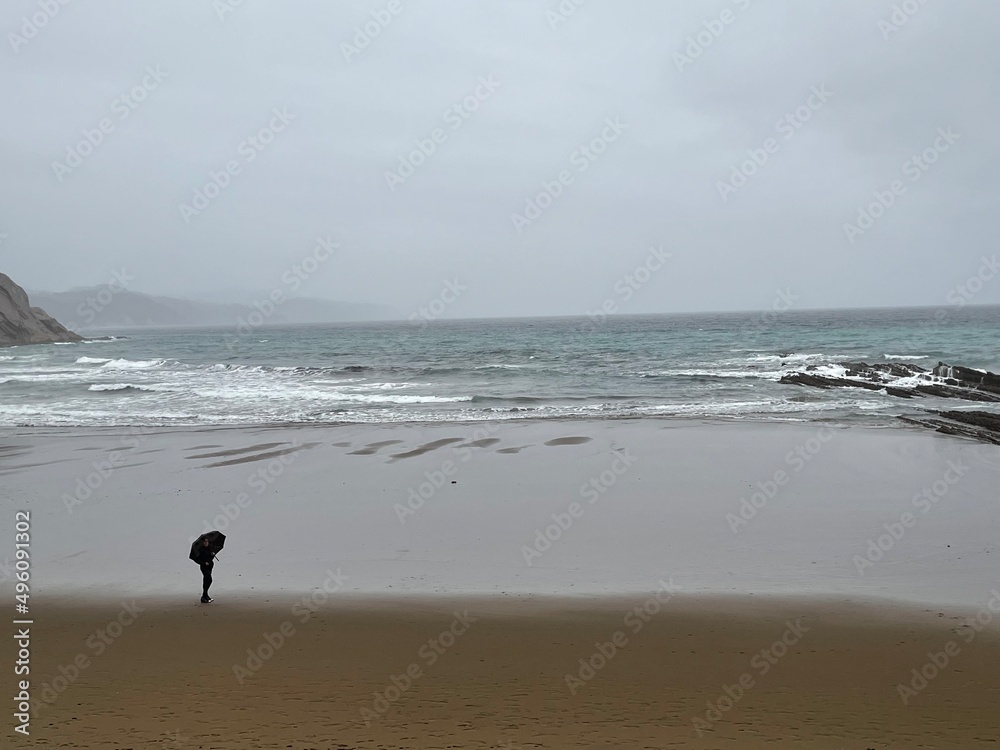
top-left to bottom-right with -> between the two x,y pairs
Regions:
8,596 -> 1000,749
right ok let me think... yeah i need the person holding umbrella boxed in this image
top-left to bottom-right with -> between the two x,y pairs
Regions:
189,531 -> 226,604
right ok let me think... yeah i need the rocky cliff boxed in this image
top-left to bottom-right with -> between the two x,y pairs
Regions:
0,273 -> 82,347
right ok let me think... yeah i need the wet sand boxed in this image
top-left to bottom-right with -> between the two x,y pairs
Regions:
1,419 -> 996,605
1,418 -> 998,747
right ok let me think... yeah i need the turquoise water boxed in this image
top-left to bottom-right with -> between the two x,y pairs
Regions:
1,306 -> 997,427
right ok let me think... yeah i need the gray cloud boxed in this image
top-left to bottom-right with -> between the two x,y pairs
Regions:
1,0 -> 997,318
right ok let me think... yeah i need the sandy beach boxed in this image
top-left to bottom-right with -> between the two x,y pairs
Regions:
2,418 -> 999,747
8,596 -> 1000,749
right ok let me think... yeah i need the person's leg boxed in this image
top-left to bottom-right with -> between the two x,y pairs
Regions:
202,564 -> 213,599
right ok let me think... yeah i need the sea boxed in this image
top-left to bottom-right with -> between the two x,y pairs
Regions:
1,306 -> 998,428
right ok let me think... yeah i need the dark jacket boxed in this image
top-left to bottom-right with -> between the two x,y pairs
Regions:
195,546 -> 215,566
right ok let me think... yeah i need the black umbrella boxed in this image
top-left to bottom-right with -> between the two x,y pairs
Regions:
189,530 -> 226,563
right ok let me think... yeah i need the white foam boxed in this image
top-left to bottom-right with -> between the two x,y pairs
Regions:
338,382 -> 411,391
317,393 -> 469,405
802,364 -> 849,379
101,358 -> 167,370
788,363 -> 965,393
638,399 -> 796,416
77,356 -> 112,364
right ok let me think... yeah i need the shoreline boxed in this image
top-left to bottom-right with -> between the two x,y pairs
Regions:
32,581 -> 1000,636
0,409 -> 978,432
28,589 -> 1000,622
4,404 -> 994,461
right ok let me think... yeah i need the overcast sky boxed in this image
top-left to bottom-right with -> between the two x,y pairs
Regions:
1,0 -> 998,319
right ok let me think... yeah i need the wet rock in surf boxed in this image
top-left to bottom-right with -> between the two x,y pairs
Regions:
780,361 -> 1000,403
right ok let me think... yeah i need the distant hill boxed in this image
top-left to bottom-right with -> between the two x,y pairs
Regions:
29,287 -> 398,331
0,273 -> 82,346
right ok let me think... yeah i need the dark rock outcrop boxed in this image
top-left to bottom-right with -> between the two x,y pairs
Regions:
780,361 -> 1000,403
898,411 -> 1000,445
0,273 -> 82,347
929,363 -> 1000,396
780,370 -> 917,398
939,410 -> 1000,432
781,360 -> 1000,444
